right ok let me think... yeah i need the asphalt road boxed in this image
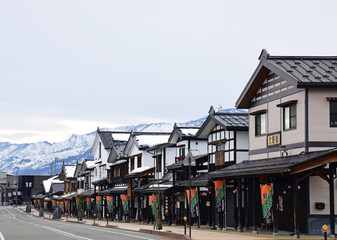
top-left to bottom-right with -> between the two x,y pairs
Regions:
0,206 -> 169,240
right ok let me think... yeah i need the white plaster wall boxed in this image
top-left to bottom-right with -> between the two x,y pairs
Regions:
165,147 -> 176,167
249,152 -> 268,161
190,139 -> 207,156
142,151 -> 155,168
236,152 -> 248,163
309,176 -> 337,215
236,131 -> 249,149
308,89 -> 337,142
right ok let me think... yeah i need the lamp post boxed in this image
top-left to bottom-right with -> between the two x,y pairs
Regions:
183,151 -> 195,239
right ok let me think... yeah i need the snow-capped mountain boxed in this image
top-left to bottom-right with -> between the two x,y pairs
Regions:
0,108 -> 246,175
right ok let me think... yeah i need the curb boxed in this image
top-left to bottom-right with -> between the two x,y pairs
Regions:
105,225 -> 119,229
139,229 -> 188,240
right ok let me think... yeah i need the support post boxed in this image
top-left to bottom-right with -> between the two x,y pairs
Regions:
293,175 -> 299,238
252,178 -> 257,233
330,163 -> 336,236
238,178 -> 243,232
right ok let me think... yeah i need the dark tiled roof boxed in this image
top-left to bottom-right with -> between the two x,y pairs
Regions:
210,148 -> 337,179
50,183 -> 64,194
268,56 -> 337,87
98,132 -> 114,149
213,112 -> 248,129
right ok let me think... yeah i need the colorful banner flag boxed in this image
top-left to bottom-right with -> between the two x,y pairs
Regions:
260,184 -> 273,222
121,195 -> 128,213
44,202 -> 48,210
33,200 -> 36,207
149,195 -> 158,215
96,196 -> 102,210
65,200 -> 70,213
52,200 -> 56,209
86,197 -> 91,211
106,196 -> 113,212
37,199 -> 40,207
186,189 -> 198,213
60,201 -> 64,210
214,180 -> 225,209
76,198 -> 80,210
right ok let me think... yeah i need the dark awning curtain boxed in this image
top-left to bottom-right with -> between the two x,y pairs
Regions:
209,148 -> 337,179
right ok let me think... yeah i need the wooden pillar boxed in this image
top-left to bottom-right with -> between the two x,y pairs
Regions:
293,175 -> 299,238
172,170 -> 176,224
238,178 -> 243,232
330,163 -> 336,236
272,179 -> 277,235
212,185 -> 217,229
252,178 -> 257,232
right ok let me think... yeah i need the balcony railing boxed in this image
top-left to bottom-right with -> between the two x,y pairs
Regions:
175,156 -> 185,163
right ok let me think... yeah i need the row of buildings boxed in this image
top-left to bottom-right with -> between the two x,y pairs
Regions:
33,50 -> 337,236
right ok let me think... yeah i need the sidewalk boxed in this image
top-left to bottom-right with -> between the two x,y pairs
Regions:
18,206 -> 323,240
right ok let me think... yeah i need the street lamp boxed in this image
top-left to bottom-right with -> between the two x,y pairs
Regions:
183,151 -> 196,239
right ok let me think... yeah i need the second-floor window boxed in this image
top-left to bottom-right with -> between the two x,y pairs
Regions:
255,113 -> 266,136
284,104 -> 296,130
330,101 -> 337,127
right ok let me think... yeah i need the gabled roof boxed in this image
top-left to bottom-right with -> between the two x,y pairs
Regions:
168,123 -> 200,144
124,132 -> 171,154
236,49 -> 337,109
197,106 -> 248,138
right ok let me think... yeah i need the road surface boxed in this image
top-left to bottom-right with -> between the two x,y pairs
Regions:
0,206 -> 169,240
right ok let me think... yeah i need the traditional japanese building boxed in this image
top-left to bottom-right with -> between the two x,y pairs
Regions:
211,50 -> 337,235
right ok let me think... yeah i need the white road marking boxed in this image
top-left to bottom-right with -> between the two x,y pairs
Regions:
0,231 -> 5,240
6,207 -> 154,240
41,225 -> 94,240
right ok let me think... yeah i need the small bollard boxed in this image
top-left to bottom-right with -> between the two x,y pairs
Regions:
66,212 -> 68,221
93,213 -> 96,224
107,213 -> 109,225
323,225 -> 328,240
184,216 -> 187,235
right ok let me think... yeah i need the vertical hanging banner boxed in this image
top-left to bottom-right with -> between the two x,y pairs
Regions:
186,189 -> 198,214
214,180 -> 225,211
76,198 -> 80,210
149,195 -> 158,215
96,196 -> 102,210
60,201 -> 65,210
121,195 -> 129,213
106,196 -> 113,212
44,202 -> 48,210
260,184 -> 273,223
86,197 -> 91,211
65,200 -> 70,213
52,200 -> 56,209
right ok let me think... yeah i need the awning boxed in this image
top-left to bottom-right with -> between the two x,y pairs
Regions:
31,194 -> 45,199
143,183 -> 173,193
167,154 -> 208,171
125,166 -> 155,179
99,186 -> 127,195
92,177 -> 108,185
210,148 -> 337,179
78,189 -> 95,197
176,174 -> 211,187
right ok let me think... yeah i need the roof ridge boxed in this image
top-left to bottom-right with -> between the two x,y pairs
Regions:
268,55 -> 337,60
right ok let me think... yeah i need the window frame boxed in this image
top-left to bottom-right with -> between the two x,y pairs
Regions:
283,104 -> 297,131
330,100 -> 337,127
255,113 -> 266,136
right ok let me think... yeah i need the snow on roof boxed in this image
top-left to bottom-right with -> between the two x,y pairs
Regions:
42,176 -> 63,193
148,184 -> 173,188
111,133 -> 130,141
85,160 -> 95,169
65,165 -> 76,178
180,128 -> 199,136
129,166 -> 153,174
135,135 -> 169,148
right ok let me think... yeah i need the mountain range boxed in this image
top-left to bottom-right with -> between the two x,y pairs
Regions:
0,109 -> 246,175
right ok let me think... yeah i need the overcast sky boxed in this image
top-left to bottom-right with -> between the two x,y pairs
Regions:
1,0 -> 337,144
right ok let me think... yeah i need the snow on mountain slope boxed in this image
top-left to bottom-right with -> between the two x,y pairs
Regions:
0,108 -> 247,175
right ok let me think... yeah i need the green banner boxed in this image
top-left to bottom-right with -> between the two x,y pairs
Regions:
149,195 -> 158,215
107,196 -> 113,212
121,195 -> 128,212
260,184 -> 273,221
214,180 -> 225,209
186,189 -> 198,213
